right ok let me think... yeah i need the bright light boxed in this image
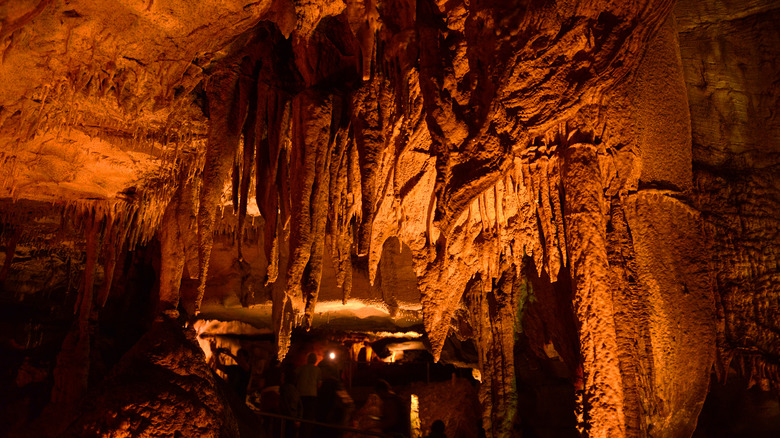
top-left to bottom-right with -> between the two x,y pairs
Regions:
329,352 -> 336,360
410,394 -> 421,438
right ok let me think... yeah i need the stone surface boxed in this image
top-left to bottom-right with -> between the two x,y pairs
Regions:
677,0 -> 780,393
0,0 -> 778,437
61,319 -> 240,438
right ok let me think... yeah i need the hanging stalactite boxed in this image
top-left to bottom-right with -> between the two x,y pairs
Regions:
286,89 -> 334,330
52,203 -> 104,404
196,59 -> 252,312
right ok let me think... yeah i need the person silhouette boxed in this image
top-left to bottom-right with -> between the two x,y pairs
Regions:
425,420 -> 447,438
374,379 -> 410,437
296,352 -> 321,438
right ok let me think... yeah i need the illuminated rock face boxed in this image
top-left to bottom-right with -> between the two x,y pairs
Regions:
0,0 -> 777,437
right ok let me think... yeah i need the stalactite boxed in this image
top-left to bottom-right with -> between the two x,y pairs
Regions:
231,144 -> 241,214
287,89 -> 334,330
52,205 -> 104,404
538,156 -> 561,277
285,91 -> 314,314
342,135 -> 364,302
74,207 -> 104,330
327,120 -> 357,303
196,62 -> 250,311
1,5 -> 751,437
95,211 -> 130,309
265,220 -> 281,286
276,295 -> 296,360
233,84 -> 260,308
466,266 -> 522,438
549,154 -> 568,269
237,70 -> 259,260
417,210 -> 483,361
405,157 -> 536,363
345,0 -> 379,82
352,78 -> 387,256
362,71 -> 426,287
256,90 -> 281,285
366,162 -> 398,288
277,109 -> 293,233
158,183 -> 188,317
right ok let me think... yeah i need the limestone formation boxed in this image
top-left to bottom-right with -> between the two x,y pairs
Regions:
0,0 -> 777,437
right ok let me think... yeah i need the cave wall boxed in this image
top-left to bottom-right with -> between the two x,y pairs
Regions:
0,0 -> 778,437
676,0 -> 780,392
56,320 -> 241,438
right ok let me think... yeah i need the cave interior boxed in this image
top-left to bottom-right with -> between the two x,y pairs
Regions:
0,0 -> 779,437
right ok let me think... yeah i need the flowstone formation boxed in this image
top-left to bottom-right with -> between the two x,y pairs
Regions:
0,0 -> 777,437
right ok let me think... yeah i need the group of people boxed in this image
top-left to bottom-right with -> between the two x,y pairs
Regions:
210,345 -> 447,438
348,379 -> 410,437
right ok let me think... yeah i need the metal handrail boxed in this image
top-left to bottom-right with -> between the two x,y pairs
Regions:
253,410 -> 394,438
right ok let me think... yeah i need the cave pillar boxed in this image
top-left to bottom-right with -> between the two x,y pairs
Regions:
562,143 -> 626,438
633,13 -> 692,192
618,12 -> 714,437
622,192 -> 715,437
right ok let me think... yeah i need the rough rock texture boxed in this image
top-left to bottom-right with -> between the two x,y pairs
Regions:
59,319 -> 240,438
0,0 -> 778,437
676,0 -> 780,393
623,192 -> 715,437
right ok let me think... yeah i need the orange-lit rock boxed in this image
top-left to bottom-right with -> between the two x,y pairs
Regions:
61,319 -> 241,438
1,0 -> 778,437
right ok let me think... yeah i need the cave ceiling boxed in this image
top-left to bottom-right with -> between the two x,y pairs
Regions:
1,0 -> 778,437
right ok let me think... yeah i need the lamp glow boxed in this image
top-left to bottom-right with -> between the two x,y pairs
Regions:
410,394 -> 421,438
329,352 -> 336,360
